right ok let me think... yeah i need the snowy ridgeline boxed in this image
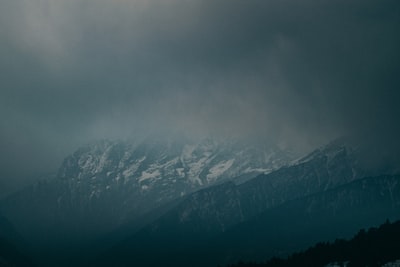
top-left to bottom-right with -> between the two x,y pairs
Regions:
58,138 -> 293,199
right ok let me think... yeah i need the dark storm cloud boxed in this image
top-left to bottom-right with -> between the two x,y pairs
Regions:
0,0 -> 399,195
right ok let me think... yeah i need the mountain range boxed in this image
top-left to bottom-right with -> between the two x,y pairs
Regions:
0,137 -> 293,265
0,137 -> 398,266
97,140 -> 400,266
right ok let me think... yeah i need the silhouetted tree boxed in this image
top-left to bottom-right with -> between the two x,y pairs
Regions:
227,219 -> 400,267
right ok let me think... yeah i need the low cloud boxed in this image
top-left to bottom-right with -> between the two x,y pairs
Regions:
0,0 -> 399,195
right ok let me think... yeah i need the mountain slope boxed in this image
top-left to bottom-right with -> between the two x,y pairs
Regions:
101,175 -> 400,267
138,140 -> 362,236
210,174 -> 400,265
0,214 -> 32,267
0,137 -> 292,243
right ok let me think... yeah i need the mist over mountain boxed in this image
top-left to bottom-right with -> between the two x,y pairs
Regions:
1,0 -> 400,196
0,0 -> 399,266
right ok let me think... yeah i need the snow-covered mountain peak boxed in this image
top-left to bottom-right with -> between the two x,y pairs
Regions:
55,137 -> 294,219
59,138 -> 292,186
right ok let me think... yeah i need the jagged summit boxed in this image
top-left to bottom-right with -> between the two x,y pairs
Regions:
0,136 -> 294,241
57,137 -> 292,192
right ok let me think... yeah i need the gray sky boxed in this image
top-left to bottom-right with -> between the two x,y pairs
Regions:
1,0 -> 399,196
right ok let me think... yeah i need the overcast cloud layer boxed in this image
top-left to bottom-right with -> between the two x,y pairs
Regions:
1,0 -> 399,196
